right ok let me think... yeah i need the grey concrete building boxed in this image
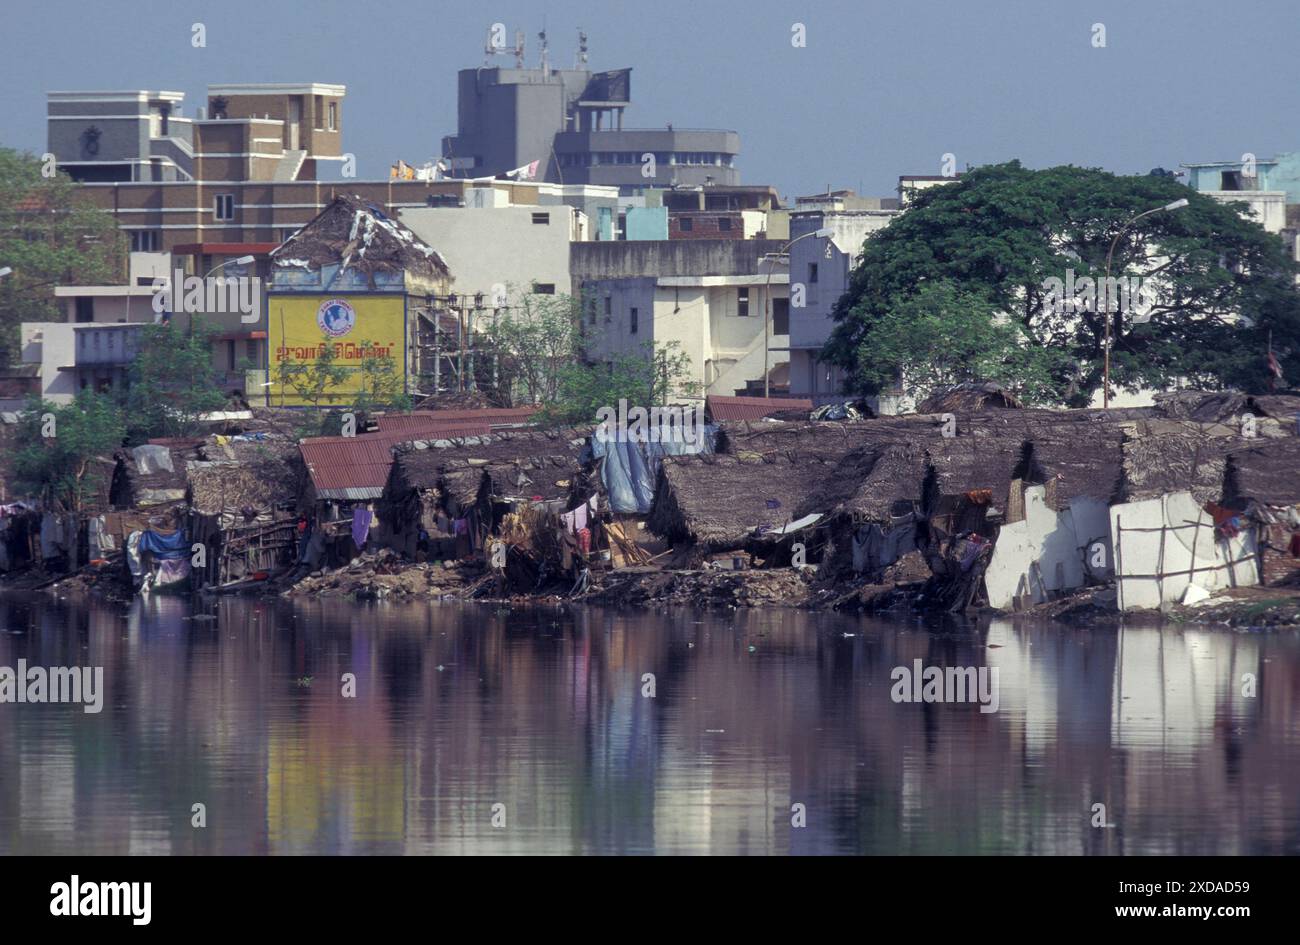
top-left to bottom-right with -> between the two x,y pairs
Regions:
441,66 -> 740,195
47,90 -> 193,184
783,208 -> 898,407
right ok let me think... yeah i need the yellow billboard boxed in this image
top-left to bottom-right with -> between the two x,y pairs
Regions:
267,294 -> 406,406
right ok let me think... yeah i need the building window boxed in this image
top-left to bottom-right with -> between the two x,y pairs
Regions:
531,212 -> 550,225
328,102 -> 337,131
808,262 -> 819,283
680,217 -> 693,232
773,298 -> 790,335
214,194 -> 235,221
74,297 -> 94,323
130,230 -> 160,252
630,307 -> 638,335
532,283 -> 556,295
227,340 -> 237,371
245,340 -> 259,364
737,288 -> 750,317
718,217 -> 733,231
604,296 -> 612,320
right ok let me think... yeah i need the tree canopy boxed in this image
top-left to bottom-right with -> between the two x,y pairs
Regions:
822,161 -> 1300,406
0,148 -> 126,365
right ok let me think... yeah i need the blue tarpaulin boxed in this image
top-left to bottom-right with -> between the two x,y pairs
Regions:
137,529 -> 189,559
591,426 -> 716,514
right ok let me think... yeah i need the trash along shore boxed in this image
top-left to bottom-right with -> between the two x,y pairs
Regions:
4,387 -> 1300,629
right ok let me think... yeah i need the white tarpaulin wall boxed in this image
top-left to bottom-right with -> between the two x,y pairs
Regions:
1109,491 -> 1258,611
984,486 -> 1112,610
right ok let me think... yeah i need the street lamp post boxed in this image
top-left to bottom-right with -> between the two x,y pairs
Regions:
1101,198 -> 1188,407
764,226 -> 835,397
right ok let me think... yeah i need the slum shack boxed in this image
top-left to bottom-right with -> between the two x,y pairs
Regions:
916,381 -> 1024,414
382,429 -> 603,590
1222,437 -> 1300,585
187,437 -> 304,589
646,452 -> 836,568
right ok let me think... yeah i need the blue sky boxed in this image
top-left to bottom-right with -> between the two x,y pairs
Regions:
2,0 -> 1298,200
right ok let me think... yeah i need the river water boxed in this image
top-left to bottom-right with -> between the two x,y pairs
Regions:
0,591 -> 1296,855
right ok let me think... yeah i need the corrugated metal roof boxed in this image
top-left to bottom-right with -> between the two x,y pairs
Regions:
300,422 -> 491,498
376,407 -> 540,431
706,395 -> 813,421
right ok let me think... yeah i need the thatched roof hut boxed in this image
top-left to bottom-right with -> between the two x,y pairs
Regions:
1223,438 -> 1300,508
187,438 -> 303,527
916,382 -> 1024,414
1113,421 -> 1240,504
388,429 -> 589,511
1151,390 -> 1300,425
111,439 -> 203,511
271,194 -> 451,292
647,453 -> 838,551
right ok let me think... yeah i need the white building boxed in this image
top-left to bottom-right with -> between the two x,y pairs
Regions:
584,266 -> 790,399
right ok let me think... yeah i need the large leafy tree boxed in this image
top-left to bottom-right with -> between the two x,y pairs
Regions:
0,148 -> 126,365
126,319 -> 227,440
822,161 -> 1300,405
13,390 -> 125,513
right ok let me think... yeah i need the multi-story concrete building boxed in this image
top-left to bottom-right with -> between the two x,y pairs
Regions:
783,206 -> 899,407
441,63 -> 740,195
44,81 -> 616,257
572,240 -> 790,398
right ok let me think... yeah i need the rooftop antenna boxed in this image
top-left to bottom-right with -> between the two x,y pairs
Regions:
515,29 -> 526,69
538,24 -> 549,72
576,29 -> 588,68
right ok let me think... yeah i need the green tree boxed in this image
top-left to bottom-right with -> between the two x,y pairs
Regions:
0,148 -> 126,365
13,390 -> 125,513
126,318 -> 228,440
477,288 -> 584,405
850,280 -> 1070,404
274,338 -> 350,410
823,161 -> 1300,405
351,338 -> 412,417
540,340 -> 700,426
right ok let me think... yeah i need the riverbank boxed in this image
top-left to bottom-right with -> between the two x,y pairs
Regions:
10,546 -> 1300,630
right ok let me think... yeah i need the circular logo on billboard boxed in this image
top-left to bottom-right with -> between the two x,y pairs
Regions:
317,298 -> 356,337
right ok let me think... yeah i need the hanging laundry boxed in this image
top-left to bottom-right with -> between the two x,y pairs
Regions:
577,527 -> 592,555
352,507 -> 373,549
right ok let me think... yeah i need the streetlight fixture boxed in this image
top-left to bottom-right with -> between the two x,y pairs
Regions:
204,254 -> 256,279
1101,198 -> 1189,407
763,226 -> 835,397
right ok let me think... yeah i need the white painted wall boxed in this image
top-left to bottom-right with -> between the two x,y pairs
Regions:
399,206 -> 575,306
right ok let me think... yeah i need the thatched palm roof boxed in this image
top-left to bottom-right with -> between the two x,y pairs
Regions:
1113,421 -> 1243,504
647,453 -> 837,551
1152,390 -> 1300,424
271,194 -> 450,285
916,382 -> 1024,414
1223,438 -> 1300,507
188,439 -> 302,518
389,429 -> 590,508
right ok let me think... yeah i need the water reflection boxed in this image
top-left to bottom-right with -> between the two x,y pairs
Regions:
0,593 -> 1295,855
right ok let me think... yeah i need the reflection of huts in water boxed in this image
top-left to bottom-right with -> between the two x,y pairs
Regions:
382,429 -> 593,570
646,453 -> 838,565
187,437 -> 304,588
